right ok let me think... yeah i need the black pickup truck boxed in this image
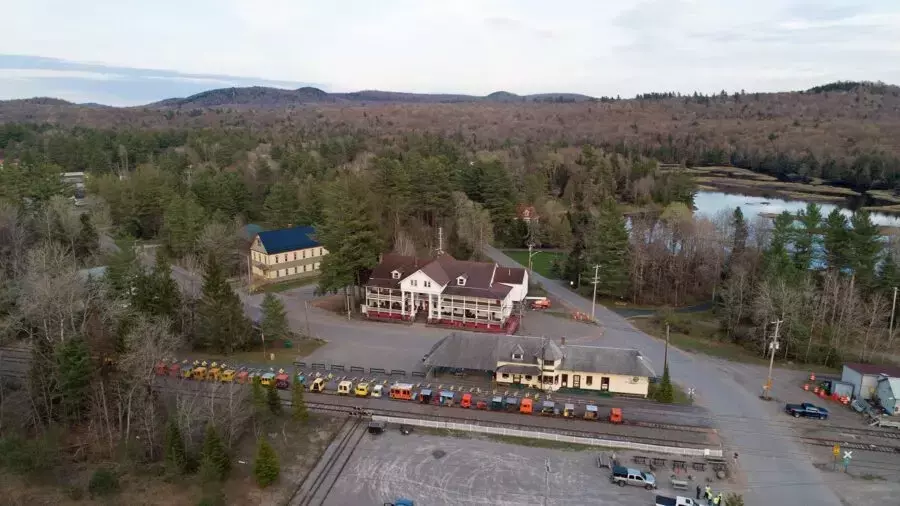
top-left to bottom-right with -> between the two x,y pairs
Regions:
785,402 -> 829,419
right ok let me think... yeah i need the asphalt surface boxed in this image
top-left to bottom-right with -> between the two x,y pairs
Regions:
484,245 -> 844,506
327,431 -> 665,506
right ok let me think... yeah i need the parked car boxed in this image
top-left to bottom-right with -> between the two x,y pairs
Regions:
785,402 -> 829,419
656,496 -> 702,506
610,465 -> 656,489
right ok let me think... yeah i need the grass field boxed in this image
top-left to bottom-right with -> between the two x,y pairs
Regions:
183,338 -> 325,367
502,250 -> 565,278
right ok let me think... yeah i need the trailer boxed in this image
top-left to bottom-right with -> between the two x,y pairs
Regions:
355,382 -> 370,397
154,361 -> 168,376
261,372 -> 275,387
563,403 -> 576,418
490,396 -> 504,411
390,383 -> 414,400
584,404 -> 599,420
461,393 -> 472,408
337,380 -> 353,395
221,368 -> 236,382
504,397 -> 519,412
418,389 -> 433,404
309,377 -> 326,393
371,384 -> 384,398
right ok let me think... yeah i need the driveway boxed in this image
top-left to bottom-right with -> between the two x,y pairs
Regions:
484,245 -> 844,506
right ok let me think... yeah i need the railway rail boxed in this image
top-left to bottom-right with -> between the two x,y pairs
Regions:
798,436 -> 900,454
287,417 -> 366,506
151,383 -> 715,449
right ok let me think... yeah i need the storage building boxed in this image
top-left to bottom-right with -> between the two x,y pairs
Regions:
841,363 -> 900,400
875,376 -> 900,416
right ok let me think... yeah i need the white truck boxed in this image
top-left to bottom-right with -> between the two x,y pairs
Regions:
655,496 -> 702,506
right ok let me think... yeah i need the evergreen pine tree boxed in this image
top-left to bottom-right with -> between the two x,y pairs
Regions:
731,206 -> 748,256
316,174 -> 384,294
197,254 -> 250,353
585,198 -> 630,298
253,438 -> 280,488
161,193 -> 207,258
74,212 -> 99,260
848,210 -> 882,289
263,181 -> 300,229
763,211 -> 797,279
292,380 -> 309,423
267,383 -> 282,415
878,252 -> 900,295
105,237 -> 141,299
164,418 -> 187,475
654,364 -> 675,403
260,293 -> 289,342
793,203 -> 822,271
823,209 -> 849,271
199,423 -> 230,482
55,337 -> 92,422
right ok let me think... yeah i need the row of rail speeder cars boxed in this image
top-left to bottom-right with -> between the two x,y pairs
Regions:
154,359 -> 625,422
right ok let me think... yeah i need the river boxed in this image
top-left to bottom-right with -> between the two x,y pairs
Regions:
693,190 -> 900,228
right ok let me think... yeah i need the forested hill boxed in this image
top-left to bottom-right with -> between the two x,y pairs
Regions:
1,80 -> 900,190
147,87 -> 597,108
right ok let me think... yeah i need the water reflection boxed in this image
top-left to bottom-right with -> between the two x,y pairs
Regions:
693,191 -> 900,227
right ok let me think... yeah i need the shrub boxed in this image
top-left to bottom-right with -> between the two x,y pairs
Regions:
253,439 -> 280,488
88,468 -> 120,498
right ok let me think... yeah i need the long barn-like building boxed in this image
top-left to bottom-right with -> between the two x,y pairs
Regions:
363,253 -> 528,333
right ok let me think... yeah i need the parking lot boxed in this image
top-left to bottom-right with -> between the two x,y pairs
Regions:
325,430 -> 711,506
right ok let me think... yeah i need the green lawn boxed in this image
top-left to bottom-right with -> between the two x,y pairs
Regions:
502,250 -> 565,278
251,275 -> 319,294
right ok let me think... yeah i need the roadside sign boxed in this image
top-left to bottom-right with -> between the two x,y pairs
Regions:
843,450 -> 853,460
832,444 -> 840,457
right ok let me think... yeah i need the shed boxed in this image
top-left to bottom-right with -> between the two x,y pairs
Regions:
875,376 -> 900,415
842,363 -> 900,400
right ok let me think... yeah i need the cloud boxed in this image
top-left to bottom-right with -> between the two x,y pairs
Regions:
0,0 -> 898,103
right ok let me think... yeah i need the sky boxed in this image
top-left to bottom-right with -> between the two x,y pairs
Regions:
1,0 -> 899,106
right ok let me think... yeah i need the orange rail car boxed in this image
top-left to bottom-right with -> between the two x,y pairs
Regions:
520,398 -> 533,414
461,393 -> 472,408
390,383 -> 414,400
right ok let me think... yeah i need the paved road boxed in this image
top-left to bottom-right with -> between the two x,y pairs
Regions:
484,245 -> 844,506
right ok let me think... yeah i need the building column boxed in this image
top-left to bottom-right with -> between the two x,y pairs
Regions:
401,290 -> 407,317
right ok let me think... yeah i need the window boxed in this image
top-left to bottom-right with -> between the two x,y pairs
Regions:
391,270 -> 401,280
292,252 -> 296,261
303,250 -> 307,259
501,373 -> 509,379
274,255 -> 279,264
410,280 -> 418,287
512,353 -> 523,360
457,276 -> 466,286
586,376 -> 593,386
524,375 -> 532,381
318,248 -> 323,256
314,262 -> 320,269
543,360 -> 554,367
424,281 -> 431,288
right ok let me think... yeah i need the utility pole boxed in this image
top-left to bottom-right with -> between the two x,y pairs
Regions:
590,265 -> 600,322
763,319 -> 783,400
664,323 -> 670,369
890,287 -> 897,339
304,300 -> 312,338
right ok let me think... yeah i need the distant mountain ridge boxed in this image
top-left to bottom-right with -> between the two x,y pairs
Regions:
145,86 -> 598,108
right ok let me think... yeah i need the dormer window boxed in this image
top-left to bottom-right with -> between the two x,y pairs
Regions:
457,276 -> 466,286
512,353 -> 523,361
391,270 -> 401,280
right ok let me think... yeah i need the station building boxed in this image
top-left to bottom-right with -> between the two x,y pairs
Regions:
362,253 -> 528,333
423,333 -> 655,397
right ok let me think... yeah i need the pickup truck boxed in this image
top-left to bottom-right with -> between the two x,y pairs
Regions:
656,496 -> 701,506
610,465 -> 656,489
785,402 -> 829,419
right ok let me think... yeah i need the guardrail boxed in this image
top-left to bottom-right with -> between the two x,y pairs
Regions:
371,415 -> 722,458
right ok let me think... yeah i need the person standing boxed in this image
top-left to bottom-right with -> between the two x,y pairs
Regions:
704,485 -> 712,500
713,493 -> 722,505
696,484 -> 702,499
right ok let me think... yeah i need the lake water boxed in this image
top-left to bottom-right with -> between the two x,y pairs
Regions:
693,190 -> 900,228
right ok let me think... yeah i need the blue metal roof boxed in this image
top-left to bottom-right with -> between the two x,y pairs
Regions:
256,225 -> 320,254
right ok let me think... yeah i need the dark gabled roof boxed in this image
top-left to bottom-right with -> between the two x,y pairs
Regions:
365,254 -> 429,289
256,226 -> 319,254
844,363 -> 900,377
494,266 -> 526,285
423,334 -> 652,377
496,364 -> 541,375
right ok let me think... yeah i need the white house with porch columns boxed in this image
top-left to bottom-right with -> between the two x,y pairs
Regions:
363,253 -> 528,333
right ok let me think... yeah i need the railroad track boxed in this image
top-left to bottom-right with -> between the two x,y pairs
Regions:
151,382 -> 714,450
287,417 -> 366,506
799,436 -> 900,454
828,425 -> 900,441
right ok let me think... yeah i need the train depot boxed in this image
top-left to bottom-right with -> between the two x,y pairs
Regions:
422,333 -> 655,397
